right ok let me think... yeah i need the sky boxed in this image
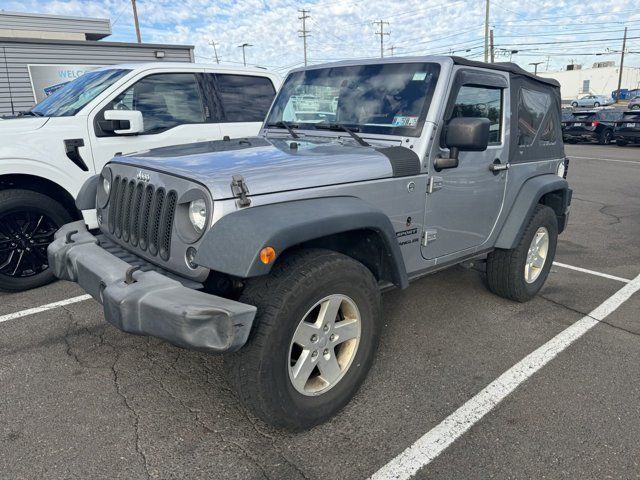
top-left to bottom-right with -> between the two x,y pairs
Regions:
1,0 -> 638,75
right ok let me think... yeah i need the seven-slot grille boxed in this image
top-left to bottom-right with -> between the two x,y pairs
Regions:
106,176 -> 177,261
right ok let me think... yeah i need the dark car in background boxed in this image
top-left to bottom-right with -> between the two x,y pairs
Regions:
562,110 -> 621,145
614,110 -> 640,146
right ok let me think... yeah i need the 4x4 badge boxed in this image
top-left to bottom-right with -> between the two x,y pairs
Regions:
136,171 -> 150,182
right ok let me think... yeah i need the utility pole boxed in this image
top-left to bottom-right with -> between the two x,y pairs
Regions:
373,19 -> 389,59
546,55 -> 550,71
489,29 -> 494,63
298,9 -> 311,67
529,62 -> 543,75
208,40 -> 220,64
615,26 -> 628,103
484,0 -> 490,62
238,43 -> 252,66
131,0 -> 141,43
388,45 -> 398,57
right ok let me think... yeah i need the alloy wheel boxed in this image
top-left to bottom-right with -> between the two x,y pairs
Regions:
524,227 -> 549,284
0,210 -> 58,278
288,294 -> 361,396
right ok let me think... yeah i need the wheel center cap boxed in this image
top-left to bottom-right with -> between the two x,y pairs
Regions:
318,336 -> 328,348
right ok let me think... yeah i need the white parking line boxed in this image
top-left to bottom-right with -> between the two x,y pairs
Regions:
370,272 -> 640,480
0,295 -> 91,324
552,261 -> 631,283
569,155 -> 640,166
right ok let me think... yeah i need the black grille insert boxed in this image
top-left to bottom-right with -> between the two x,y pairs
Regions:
105,179 -> 176,259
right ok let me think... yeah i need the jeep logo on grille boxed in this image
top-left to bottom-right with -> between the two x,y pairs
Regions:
136,171 -> 150,183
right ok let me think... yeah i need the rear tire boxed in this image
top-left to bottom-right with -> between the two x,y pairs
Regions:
631,105 -> 640,110
594,102 -> 600,107
0,189 -> 71,292
486,205 -> 558,302
225,249 -> 382,430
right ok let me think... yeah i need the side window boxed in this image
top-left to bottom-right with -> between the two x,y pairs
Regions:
517,88 -> 551,146
109,73 -> 206,134
215,74 -> 276,122
451,85 -> 503,144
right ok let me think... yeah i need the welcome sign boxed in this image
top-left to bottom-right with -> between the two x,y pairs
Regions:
27,64 -> 102,103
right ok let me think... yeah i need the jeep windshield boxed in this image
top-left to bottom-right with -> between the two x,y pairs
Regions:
30,68 -> 131,117
266,62 -> 440,136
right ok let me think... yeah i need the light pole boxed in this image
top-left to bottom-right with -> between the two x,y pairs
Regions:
238,43 -> 253,66
529,62 -> 543,75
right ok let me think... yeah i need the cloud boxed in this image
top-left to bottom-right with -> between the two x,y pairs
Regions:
2,0 -> 638,74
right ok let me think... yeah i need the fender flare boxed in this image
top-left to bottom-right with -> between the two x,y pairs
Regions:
194,196 -> 409,288
495,175 -> 570,249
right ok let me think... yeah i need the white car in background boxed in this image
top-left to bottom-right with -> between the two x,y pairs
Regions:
0,63 -> 281,291
571,94 -> 615,108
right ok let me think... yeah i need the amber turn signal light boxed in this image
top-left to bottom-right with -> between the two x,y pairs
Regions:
259,246 -> 277,264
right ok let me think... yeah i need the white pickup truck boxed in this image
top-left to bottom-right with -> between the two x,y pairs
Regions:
0,63 -> 281,291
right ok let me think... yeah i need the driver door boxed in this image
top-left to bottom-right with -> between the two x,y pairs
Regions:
422,69 -> 509,260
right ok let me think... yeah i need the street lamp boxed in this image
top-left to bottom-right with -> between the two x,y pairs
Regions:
529,62 -> 543,75
238,43 -> 253,67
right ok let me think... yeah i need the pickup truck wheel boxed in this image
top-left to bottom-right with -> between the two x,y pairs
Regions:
486,205 -> 558,302
225,249 -> 381,430
0,189 -> 71,292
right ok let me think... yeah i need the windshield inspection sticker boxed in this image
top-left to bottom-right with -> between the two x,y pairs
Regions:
392,115 -> 418,127
412,72 -> 428,81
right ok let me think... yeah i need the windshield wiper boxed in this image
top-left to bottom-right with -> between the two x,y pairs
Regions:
315,122 -> 370,147
19,110 -> 43,117
266,121 -> 300,139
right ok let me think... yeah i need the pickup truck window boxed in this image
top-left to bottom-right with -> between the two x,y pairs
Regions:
214,74 -> 276,122
31,68 -> 130,117
266,62 -> 440,136
451,85 -> 502,144
110,73 -> 206,134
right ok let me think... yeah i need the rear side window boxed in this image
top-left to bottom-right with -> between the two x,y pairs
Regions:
450,85 -> 503,144
517,88 -> 554,146
215,74 -> 276,122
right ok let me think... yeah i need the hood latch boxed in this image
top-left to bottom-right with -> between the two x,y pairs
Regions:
231,175 -> 251,208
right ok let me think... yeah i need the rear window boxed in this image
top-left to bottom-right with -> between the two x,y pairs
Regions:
570,112 -> 595,121
517,88 -> 557,146
622,112 -> 640,120
215,74 -> 276,122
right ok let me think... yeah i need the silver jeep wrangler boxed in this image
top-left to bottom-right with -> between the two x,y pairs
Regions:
49,56 -> 571,429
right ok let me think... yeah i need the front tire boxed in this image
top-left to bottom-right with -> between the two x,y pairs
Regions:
594,102 -> 601,107
571,101 -> 578,108
599,129 -> 613,145
486,205 -> 558,302
225,249 -> 381,430
0,189 -> 72,292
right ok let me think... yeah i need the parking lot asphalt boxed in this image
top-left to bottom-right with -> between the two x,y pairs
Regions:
1,143 -> 639,480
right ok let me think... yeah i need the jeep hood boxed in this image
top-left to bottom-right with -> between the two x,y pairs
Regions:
116,137 -> 402,199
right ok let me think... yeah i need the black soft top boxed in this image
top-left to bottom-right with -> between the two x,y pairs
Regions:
451,56 -> 560,88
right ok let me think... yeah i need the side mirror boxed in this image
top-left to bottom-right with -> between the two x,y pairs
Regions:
103,110 -> 144,135
435,117 -> 491,170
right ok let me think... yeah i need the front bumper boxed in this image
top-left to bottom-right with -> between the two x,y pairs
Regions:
47,221 -> 257,353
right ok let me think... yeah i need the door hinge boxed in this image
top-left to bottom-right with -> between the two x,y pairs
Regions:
231,175 -> 251,208
422,229 -> 437,246
427,176 -> 443,194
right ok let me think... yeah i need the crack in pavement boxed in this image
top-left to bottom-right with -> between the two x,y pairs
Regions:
539,294 -> 640,340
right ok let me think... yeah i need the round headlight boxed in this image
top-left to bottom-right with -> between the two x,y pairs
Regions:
188,199 -> 207,233
102,176 -> 111,196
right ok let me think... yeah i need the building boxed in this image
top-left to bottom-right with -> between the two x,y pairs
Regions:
538,63 -> 640,102
0,11 -> 194,116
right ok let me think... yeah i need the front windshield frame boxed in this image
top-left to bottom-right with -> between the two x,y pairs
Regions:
31,68 -> 131,117
265,62 -> 441,137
